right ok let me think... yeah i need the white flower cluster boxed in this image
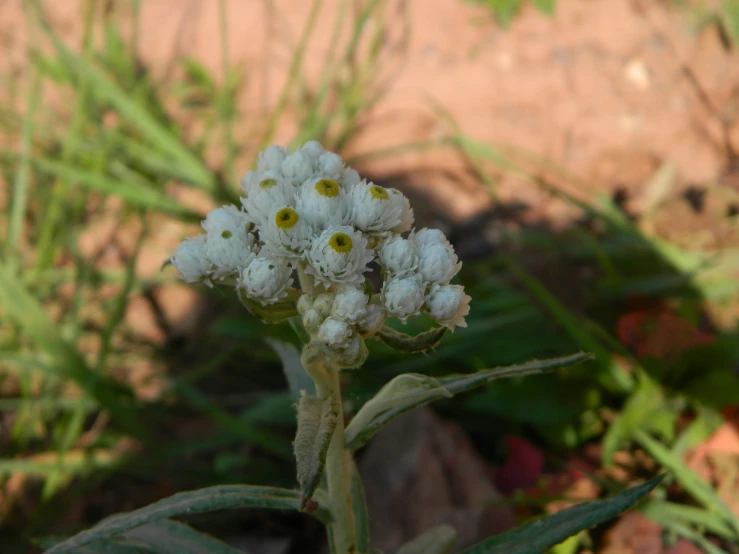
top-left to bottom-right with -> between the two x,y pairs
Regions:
170,141 -> 471,363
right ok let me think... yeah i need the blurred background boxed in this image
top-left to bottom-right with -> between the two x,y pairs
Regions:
1,0 -> 739,552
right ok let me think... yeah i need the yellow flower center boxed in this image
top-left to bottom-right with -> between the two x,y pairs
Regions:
259,178 -> 278,190
314,179 -> 340,198
369,185 -> 389,200
221,230 -> 232,238
275,207 -> 299,229
328,232 -> 353,253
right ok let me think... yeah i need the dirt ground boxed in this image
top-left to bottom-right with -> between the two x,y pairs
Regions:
4,0 -> 739,221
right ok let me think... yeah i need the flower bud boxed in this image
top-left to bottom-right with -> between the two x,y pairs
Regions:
331,287 -> 368,323
238,255 -> 293,305
416,243 -> 461,285
282,150 -> 315,186
302,308 -> 323,331
381,275 -> 426,323
297,294 -> 314,315
171,234 -> 211,284
357,304 -> 386,338
378,236 -> 418,277
317,152 -> 344,179
410,228 -> 450,250
318,317 -> 352,348
339,335 -> 368,369
313,293 -> 334,318
257,145 -> 287,173
426,284 -> 471,330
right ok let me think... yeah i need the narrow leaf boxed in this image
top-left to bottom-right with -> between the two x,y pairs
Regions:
266,338 -> 314,400
376,325 -> 446,353
32,158 -> 201,220
459,475 -> 664,554
345,353 -> 591,452
351,461 -> 370,553
640,500 -> 737,541
0,267 -> 151,443
437,352 -> 593,394
44,485 -> 330,553
397,524 -> 457,554
119,519 -> 246,554
295,394 -> 337,507
345,373 -> 452,452
634,430 -> 739,536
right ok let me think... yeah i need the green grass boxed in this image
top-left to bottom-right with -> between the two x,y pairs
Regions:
2,0 -> 739,552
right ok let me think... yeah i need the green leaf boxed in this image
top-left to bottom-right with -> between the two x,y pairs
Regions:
602,375 -> 664,465
351,461 -> 370,553
459,476 -> 664,554
44,485 -> 331,554
345,353 -> 592,452
237,289 -> 298,323
0,267 -> 151,444
294,394 -> 338,507
532,0 -> 555,16
266,338 -> 315,400
376,325 -> 446,353
634,430 -> 739,536
640,506 -> 731,554
397,524 -> 457,554
640,500 -> 737,541
345,373 -> 452,452
113,519 -> 246,554
436,352 -> 593,395
720,0 -> 739,47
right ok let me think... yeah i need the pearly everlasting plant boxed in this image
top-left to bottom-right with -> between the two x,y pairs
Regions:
48,143 -> 661,554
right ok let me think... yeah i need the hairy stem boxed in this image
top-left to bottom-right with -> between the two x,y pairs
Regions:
325,362 -> 357,553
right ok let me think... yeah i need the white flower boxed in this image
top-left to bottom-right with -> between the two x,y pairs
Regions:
282,150 -> 316,186
261,206 -> 315,259
204,224 -> 258,280
389,189 -> 414,233
171,234 -> 211,284
426,284 -> 471,330
357,304 -> 386,338
409,227 -> 451,250
237,254 -> 293,305
318,317 -> 353,348
339,167 -> 361,188
378,236 -> 419,277
240,170 -> 295,223
257,145 -> 287,173
381,274 -> 426,323
306,226 -> 374,286
348,181 -> 403,235
416,242 -> 462,285
317,151 -> 344,180
201,204 -> 252,235
331,287 -> 368,323
296,177 -> 351,227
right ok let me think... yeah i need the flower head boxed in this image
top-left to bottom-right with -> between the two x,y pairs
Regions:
426,284 -> 470,330
202,209 -> 258,279
381,274 -> 426,323
240,171 -> 295,224
296,177 -> 351,227
171,234 -> 211,284
261,206 -> 315,259
410,227 -> 450,250
348,181 -> 403,235
317,151 -> 344,180
201,204 -> 252,235
237,254 -> 293,305
257,145 -> 287,174
306,226 -> 374,286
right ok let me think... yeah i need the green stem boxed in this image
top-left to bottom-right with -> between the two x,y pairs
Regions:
325,362 -> 357,553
